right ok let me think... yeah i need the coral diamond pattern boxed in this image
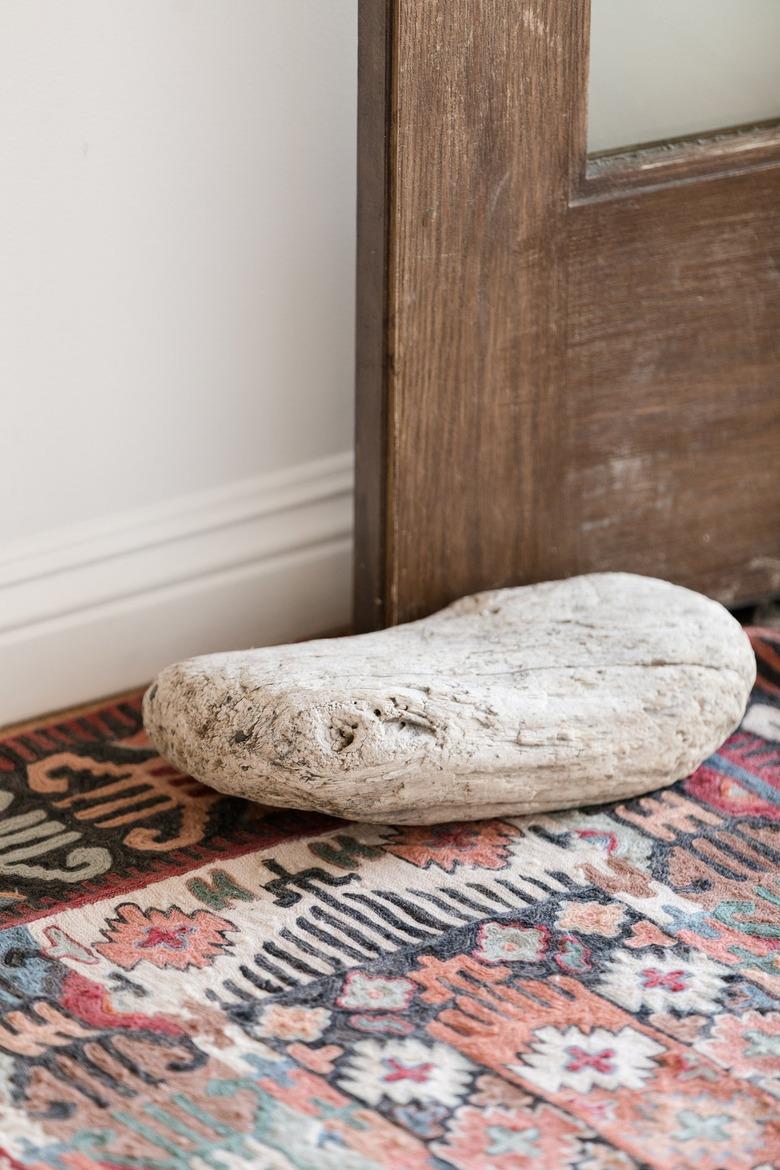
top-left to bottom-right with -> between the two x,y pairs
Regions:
95,903 -> 234,970
0,629 -> 778,1168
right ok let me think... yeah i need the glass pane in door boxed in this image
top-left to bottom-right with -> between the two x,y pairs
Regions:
588,0 -> 780,154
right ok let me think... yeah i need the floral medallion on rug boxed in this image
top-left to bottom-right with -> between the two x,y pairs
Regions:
0,630 -> 778,1169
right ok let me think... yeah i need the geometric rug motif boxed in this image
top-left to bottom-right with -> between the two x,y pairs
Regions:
0,629 -> 778,1169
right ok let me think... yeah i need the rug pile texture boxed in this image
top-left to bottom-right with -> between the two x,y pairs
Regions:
0,630 -> 778,1169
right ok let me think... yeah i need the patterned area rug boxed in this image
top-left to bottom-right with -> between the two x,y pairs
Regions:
0,631 -> 779,1169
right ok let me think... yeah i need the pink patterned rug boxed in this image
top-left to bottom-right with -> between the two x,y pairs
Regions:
0,630 -> 778,1168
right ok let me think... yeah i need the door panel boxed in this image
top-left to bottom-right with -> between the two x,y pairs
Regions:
568,166 -> 780,603
354,0 -> 780,629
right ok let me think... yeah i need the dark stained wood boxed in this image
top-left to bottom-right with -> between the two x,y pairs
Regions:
568,165 -> 780,605
583,119 -> 780,198
354,0 -> 395,631
355,0 -> 780,629
355,0 -> 590,627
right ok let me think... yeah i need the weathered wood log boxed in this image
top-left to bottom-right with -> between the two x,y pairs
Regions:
143,574 -> 755,824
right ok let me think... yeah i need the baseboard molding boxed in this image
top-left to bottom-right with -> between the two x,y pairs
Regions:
0,452 -> 354,724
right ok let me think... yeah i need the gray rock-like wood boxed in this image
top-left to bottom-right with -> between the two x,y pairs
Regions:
142,573 -> 755,824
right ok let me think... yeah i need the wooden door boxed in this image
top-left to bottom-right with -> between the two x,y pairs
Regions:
354,0 -> 780,630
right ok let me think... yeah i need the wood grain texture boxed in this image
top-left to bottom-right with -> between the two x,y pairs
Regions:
144,574 -> 755,824
354,0 -> 394,631
568,167 -> 780,605
583,119 -> 780,198
354,0 -> 780,629
387,0 -> 588,625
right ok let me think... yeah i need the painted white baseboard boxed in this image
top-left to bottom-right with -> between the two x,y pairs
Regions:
0,452 -> 354,726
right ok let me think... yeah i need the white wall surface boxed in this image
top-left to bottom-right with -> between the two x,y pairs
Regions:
0,1 -> 357,722
589,0 -> 780,153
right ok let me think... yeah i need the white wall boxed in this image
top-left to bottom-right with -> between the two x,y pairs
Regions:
0,1 -> 357,723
